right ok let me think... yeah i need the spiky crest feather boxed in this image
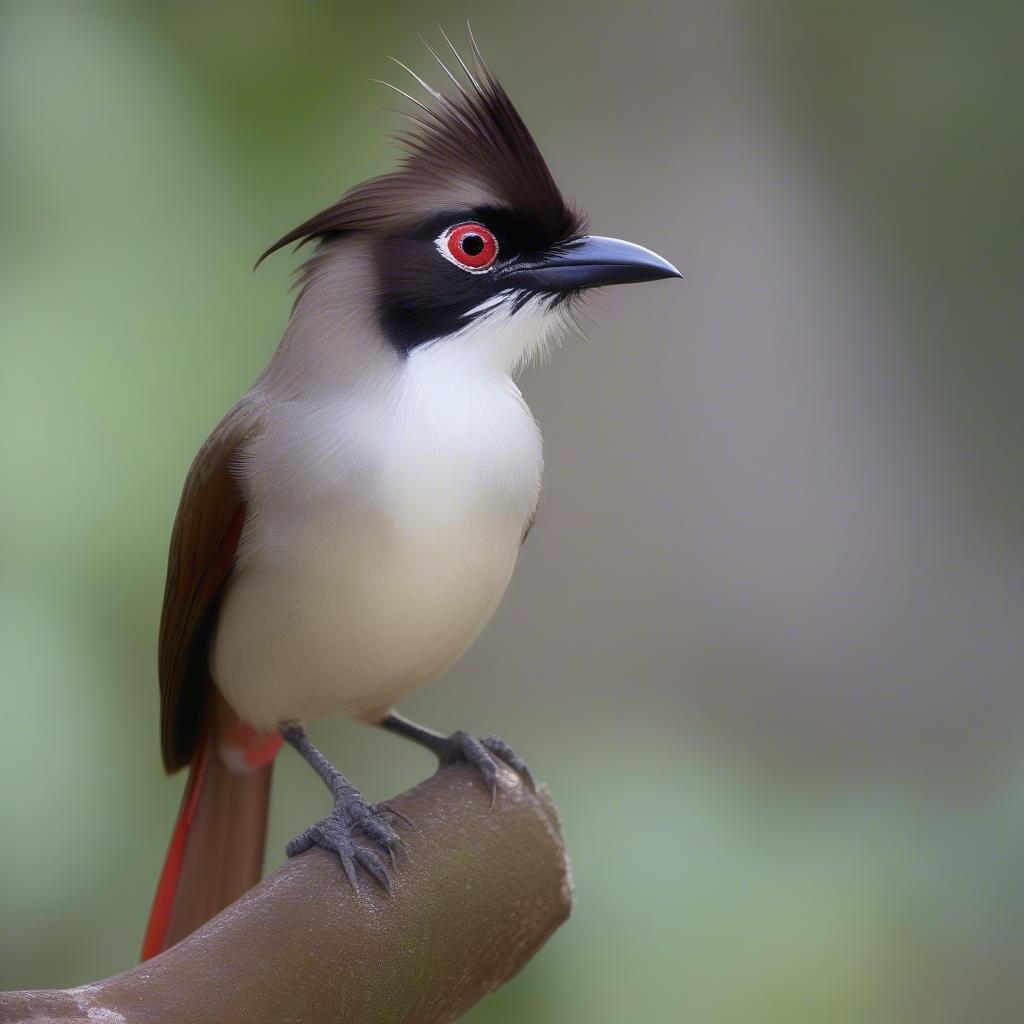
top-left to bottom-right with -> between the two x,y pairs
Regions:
258,27 -> 584,267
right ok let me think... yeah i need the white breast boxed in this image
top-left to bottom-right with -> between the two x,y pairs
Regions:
212,317 -> 545,730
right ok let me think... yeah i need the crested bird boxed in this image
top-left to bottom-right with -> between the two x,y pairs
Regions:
142,29 -> 680,960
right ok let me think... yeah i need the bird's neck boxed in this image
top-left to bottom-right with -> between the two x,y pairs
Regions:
385,327 -> 544,520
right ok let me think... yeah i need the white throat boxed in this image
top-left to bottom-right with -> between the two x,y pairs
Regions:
213,297 -> 555,728
388,299 -> 549,526
419,289 -> 564,374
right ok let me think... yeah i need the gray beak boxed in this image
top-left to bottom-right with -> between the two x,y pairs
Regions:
502,234 -> 682,292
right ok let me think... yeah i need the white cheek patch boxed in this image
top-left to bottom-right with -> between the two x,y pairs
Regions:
417,290 -> 566,375
462,290 -> 514,319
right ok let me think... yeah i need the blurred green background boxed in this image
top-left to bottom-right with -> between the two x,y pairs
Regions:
2,1 -> 1023,1020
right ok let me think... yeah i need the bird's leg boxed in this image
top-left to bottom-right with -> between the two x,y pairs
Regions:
381,711 -> 535,802
281,724 -> 402,891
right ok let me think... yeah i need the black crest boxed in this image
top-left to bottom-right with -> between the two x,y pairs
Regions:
258,27 -> 585,265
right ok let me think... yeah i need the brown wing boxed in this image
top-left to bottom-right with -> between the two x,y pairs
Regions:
158,395 -> 266,773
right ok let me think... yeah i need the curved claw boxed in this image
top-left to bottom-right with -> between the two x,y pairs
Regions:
338,845 -> 361,893
354,846 -> 392,891
481,736 -> 537,792
373,801 -> 415,830
439,730 -> 534,802
362,805 -> 408,868
286,795 -> 403,892
350,802 -> 403,851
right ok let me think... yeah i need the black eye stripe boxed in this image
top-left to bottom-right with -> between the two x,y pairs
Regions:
410,205 -> 575,256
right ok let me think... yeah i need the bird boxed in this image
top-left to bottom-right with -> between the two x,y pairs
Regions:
141,28 -> 680,960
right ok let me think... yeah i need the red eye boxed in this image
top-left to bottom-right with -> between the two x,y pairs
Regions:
443,223 -> 498,271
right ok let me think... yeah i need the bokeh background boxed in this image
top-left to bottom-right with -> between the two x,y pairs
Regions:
2,1 -> 1023,1019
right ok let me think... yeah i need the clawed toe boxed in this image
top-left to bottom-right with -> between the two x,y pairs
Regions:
440,730 -> 535,800
285,823 -> 323,859
352,845 -> 391,890
281,726 -> 406,892
481,736 -> 536,791
287,795 -> 403,891
373,801 -> 414,830
350,801 -> 403,851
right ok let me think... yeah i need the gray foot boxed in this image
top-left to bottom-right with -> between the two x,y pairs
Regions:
287,787 -> 403,892
439,731 -> 536,800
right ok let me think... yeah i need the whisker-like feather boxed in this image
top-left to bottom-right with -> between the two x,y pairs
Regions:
439,24 -> 481,90
371,79 -> 434,118
259,26 -> 585,266
388,56 -> 445,104
419,33 -> 470,100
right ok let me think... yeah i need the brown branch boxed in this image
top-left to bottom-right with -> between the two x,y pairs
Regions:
0,764 -> 572,1024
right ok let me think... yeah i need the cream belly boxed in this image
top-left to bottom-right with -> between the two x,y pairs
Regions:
211,330 -> 544,730
212,504 -> 525,727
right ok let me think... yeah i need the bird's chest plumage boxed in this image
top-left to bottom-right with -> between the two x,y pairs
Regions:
212,349 -> 543,727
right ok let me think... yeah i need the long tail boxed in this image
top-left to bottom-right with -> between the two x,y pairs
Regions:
141,709 -> 281,960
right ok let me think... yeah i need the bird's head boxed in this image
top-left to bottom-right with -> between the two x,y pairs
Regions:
259,29 -> 680,372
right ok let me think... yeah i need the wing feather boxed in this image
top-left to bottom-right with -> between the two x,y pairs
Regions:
158,394 -> 266,772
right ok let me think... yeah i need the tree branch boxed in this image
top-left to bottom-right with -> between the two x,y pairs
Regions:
0,764 -> 572,1024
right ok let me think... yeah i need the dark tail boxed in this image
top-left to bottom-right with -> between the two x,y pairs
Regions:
141,729 -> 276,960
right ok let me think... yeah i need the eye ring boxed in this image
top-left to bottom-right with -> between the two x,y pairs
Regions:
437,223 -> 498,273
